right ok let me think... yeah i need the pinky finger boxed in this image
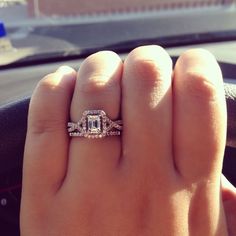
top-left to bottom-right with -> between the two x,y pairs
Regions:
22,66 -> 76,200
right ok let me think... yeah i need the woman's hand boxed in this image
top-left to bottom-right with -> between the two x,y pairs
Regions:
20,46 -> 230,235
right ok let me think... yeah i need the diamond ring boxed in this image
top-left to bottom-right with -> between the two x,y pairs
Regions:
68,110 -> 122,138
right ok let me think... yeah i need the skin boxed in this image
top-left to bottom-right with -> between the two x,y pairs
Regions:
20,46 -> 236,236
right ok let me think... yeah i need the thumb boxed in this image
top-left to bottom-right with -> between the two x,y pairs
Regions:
221,174 -> 236,236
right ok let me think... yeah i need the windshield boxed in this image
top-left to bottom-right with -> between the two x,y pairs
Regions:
1,0 -> 235,23
28,0 -> 233,16
1,0 -> 236,67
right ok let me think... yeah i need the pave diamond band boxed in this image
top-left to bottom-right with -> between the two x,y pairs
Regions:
68,110 -> 122,138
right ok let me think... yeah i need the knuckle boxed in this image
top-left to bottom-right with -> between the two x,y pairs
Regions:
177,48 -> 223,101
37,74 -> 62,97
136,60 -> 167,90
77,51 -> 121,94
184,71 -> 218,100
37,73 -> 56,91
135,58 -> 163,82
36,73 -> 70,98
78,73 -> 119,94
126,46 -> 172,88
29,73 -> 68,136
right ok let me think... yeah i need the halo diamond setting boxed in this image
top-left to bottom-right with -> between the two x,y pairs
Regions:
68,110 -> 122,138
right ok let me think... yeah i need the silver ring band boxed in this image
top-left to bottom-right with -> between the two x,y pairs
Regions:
68,110 -> 122,138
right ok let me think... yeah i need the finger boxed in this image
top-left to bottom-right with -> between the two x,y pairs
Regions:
66,51 -> 122,186
173,49 -> 227,181
122,45 -> 174,176
22,66 -> 76,198
221,175 -> 236,235
221,175 -> 236,201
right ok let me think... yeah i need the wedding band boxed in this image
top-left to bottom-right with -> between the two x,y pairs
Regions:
68,110 -> 122,138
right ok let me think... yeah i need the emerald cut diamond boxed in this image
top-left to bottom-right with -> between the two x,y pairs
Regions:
87,115 -> 102,134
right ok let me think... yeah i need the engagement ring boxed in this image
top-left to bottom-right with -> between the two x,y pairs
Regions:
68,110 -> 122,138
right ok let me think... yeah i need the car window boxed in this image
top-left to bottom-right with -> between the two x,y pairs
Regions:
1,0 -> 236,68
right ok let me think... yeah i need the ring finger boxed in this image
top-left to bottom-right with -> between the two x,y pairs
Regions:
65,51 -> 123,188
